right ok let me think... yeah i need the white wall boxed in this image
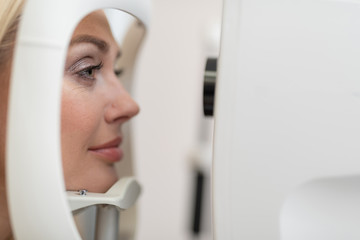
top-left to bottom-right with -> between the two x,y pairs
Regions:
133,0 -> 222,239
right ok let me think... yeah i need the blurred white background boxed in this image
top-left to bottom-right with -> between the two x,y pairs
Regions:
132,0 -> 222,239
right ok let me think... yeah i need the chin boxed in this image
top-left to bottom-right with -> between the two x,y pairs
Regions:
65,166 -> 118,193
89,174 -> 118,193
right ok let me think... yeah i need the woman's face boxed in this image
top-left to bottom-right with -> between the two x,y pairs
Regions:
61,10 -> 139,193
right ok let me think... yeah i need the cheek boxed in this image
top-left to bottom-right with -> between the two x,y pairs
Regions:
60,84 -> 101,179
61,91 -> 97,138
60,84 -> 117,192
61,80 -> 104,141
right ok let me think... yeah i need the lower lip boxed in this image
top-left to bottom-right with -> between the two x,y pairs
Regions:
89,147 -> 123,163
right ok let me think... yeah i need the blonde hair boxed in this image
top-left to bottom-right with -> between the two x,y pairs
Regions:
0,0 -> 24,64
0,2 -> 24,239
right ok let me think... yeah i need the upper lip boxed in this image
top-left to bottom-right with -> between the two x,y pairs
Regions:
88,136 -> 122,150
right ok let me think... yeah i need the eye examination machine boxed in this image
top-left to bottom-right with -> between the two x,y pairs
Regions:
6,0 -> 360,239
211,0 -> 360,239
7,0 -> 149,239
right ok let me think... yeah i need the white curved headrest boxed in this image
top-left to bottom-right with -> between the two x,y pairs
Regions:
7,0 -> 150,239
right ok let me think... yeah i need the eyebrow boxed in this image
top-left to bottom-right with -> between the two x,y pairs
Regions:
70,34 -> 109,53
69,34 -> 122,58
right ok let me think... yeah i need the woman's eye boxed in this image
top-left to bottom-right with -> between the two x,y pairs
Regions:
84,68 -> 95,77
114,68 -> 124,78
76,61 -> 103,81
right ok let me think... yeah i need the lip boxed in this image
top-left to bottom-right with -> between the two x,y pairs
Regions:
88,137 -> 123,163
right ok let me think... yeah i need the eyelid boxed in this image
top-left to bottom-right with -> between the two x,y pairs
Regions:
67,57 -> 95,73
76,61 -> 103,78
79,61 -> 103,74
66,58 -> 103,88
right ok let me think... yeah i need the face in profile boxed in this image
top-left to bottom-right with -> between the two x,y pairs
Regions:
61,10 -> 139,193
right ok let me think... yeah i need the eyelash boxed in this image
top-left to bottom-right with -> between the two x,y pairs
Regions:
114,69 -> 124,78
76,61 -> 103,81
73,62 -> 124,88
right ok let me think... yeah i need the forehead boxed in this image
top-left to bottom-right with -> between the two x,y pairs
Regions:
71,10 -> 117,48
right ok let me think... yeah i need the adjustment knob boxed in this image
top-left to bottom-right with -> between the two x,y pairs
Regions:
203,58 -> 217,116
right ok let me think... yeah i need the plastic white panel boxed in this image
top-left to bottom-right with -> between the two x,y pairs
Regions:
7,0 -> 150,239
213,0 -> 360,239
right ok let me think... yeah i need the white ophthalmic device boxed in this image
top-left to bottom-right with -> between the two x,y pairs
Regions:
7,0 -> 360,239
7,0 -> 150,239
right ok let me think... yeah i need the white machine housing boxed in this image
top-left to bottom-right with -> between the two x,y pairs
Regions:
213,0 -> 360,239
6,0 -> 149,239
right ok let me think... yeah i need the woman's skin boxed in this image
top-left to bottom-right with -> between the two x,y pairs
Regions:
61,10 -> 139,193
0,10 -> 139,238
0,57 -> 12,240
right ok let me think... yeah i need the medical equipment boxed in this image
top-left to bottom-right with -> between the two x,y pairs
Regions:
212,0 -> 360,239
188,20 -> 220,239
8,0 -> 360,239
6,0 -> 150,239
203,58 -> 217,117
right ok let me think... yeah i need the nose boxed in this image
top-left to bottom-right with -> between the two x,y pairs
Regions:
105,82 -> 140,124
